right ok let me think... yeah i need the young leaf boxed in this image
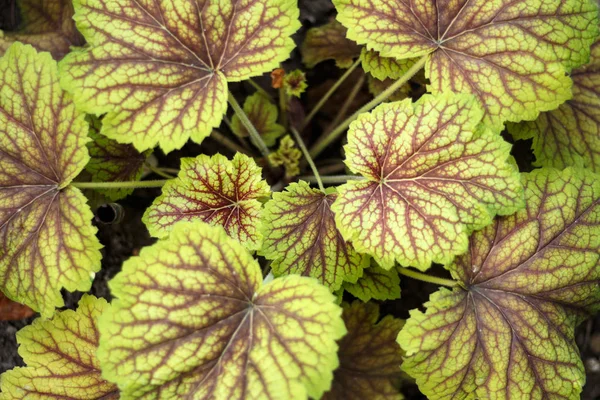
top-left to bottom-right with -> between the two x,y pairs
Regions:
269,135 -> 302,178
143,153 -> 270,250
302,19 -> 361,68
343,260 -> 400,302
0,0 -> 84,60
230,92 -> 285,147
98,222 -> 346,399
260,181 -> 367,291
333,0 -> 599,129
509,40 -> 600,173
332,93 -> 524,270
0,295 -> 119,400
85,116 -> 151,201
398,168 -> 600,400
59,0 -> 301,153
0,43 -> 101,317
361,48 -> 418,82
322,301 -> 404,400
284,69 -> 308,98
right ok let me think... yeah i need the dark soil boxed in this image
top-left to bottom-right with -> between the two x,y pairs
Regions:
1,0 -> 599,398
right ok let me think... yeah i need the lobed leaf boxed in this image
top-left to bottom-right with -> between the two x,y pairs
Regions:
260,181 -> 367,291
332,93 -> 524,270
323,301 -> 404,400
98,222 -> 346,399
0,295 -> 119,399
333,0 -> 599,129
85,116 -> 151,201
231,92 -> 285,147
144,153 -> 270,250
343,260 -> 400,302
0,0 -> 85,60
361,48 -> 418,82
509,39 -> 600,173
301,19 -> 361,68
398,168 -> 600,400
59,0 -> 301,153
0,43 -> 102,317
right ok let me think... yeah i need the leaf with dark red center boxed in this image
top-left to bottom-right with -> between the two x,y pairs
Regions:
0,295 -> 119,400
98,222 -> 346,399
322,301 -> 404,400
0,0 -> 85,60
302,19 -> 361,68
343,260 -> 400,302
230,92 -> 285,147
334,0 -> 599,129
399,168 -> 600,399
332,93 -> 523,270
59,0 -> 301,153
260,181 -> 367,291
143,153 -> 270,250
85,116 -> 151,201
509,39 -> 600,173
0,43 -> 102,317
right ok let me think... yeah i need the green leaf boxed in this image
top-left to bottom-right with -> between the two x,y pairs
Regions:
269,135 -> 302,178
98,221 -> 346,399
284,69 -> 308,98
361,48 -> 418,81
332,93 -> 524,270
230,92 -> 285,147
143,153 -> 270,250
343,260 -> 400,302
0,0 -> 84,60
333,0 -> 599,129
323,301 -> 404,400
398,168 -> 600,400
59,0 -> 301,153
0,43 -> 102,317
508,39 -> 600,173
301,19 -> 361,68
260,181 -> 368,291
0,295 -> 119,400
85,116 -> 151,201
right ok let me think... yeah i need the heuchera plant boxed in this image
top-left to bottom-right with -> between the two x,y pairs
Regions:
0,0 -> 599,399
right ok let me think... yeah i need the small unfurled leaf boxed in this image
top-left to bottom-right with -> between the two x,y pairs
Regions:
302,20 -> 361,68
261,181 -> 367,291
59,0 -> 301,153
144,153 -> 269,250
231,93 -> 285,147
284,69 -> 308,98
323,301 -> 404,400
509,40 -> 600,173
85,116 -> 150,201
344,260 -> 400,302
361,48 -> 417,82
332,93 -> 523,270
398,168 -> 600,400
0,0 -> 84,60
98,222 -> 346,399
271,67 -> 286,89
0,293 -> 34,321
334,0 -> 599,129
0,295 -> 119,400
269,135 -> 303,177
0,43 -> 101,317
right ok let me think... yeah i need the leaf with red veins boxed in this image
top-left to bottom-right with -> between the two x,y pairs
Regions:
343,260 -> 401,302
0,43 -> 101,317
59,0 -> 301,153
143,153 -> 270,250
302,19 -> 361,68
260,181 -> 368,291
332,93 -> 523,270
399,168 -> 600,400
0,0 -> 85,60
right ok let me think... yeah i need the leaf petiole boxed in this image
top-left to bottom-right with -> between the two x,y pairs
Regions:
290,127 -> 325,192
71,180 -> 168,189
309,55 -> 428,158
299,174 -> 364,185
396,267 -> 457,288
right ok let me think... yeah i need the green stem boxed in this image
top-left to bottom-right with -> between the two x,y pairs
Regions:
397,267 -> 457,288
300,58 -> 361,131
145,163 -> 175,179
298,174 -> 363,185
248,78 -> 273,101
227,92 -> 272,164
211,129 -> 252,156
72,180 -> 167,189
290,127 -> 324,192
309,55 -> 428,158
